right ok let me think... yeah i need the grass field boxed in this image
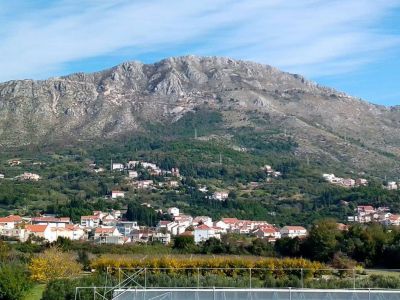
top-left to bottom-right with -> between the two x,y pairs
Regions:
23,284 -> 46,300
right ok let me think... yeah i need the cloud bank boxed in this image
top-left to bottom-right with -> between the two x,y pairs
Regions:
0,0 -> 399,82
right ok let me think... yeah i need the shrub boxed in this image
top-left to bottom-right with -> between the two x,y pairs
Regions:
29,247 -> 82,282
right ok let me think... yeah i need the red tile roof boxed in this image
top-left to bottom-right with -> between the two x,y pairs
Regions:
0,215 -> 22,223
81,215 -> 100,220
196,224 -> 212,230
259,227 -> 278,233
32,217 -> 70,223
95,227 -> 116,234
283,226 -> 307,231
25,225 -> 48,233
221,218 -> 239,224
358,205 -> 375,211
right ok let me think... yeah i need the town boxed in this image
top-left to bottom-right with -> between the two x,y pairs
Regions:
0,206 -> 308,245
3,202 -> 400,245
2,159 -> 400,246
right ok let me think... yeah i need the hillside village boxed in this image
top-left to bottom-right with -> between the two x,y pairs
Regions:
1,158 -> 400,246
3,201 -> 400,246
0,207 -> 309,245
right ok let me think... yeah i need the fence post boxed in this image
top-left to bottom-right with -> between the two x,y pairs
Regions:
94,287 -> 96,300
145,268 -> 147,289
213,286 -> 216,300
301,268 -> 304,289
289,287 -> 292,300
249,268 -> 252,289
197,268 -> 200,289
118,268 -> 121,286
368,288 -> 371,300
353,268 -> 356,290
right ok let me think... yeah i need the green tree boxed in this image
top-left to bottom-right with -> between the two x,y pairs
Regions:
304,219 -> 341,262
173,236 -> 196,252
0,262 -> 32,300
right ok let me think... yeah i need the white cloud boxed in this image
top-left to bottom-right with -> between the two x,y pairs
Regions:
0,0 -> 399,81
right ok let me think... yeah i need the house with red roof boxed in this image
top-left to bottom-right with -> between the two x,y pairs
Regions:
194,224 -> 220,244
280,226 -> 307,238
253,226 -> 281,241
94,226 -> 123,244
0,215 -> 23,230
384,214 -> 400,226
31,216 -> 71,227
24,224 -> 57,242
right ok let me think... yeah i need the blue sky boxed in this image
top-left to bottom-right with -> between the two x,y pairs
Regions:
1,1 -> 400,106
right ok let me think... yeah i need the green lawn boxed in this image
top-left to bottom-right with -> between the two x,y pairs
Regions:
24,284 -> 46,300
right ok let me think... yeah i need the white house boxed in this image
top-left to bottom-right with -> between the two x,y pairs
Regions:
25,224 -> 57,242
80,215 -> 101,228
168,180 -> 179,188
280,226 -> 307,238
173,215 -> 193,226
112,163 -> 125,171
52,225 -> 85,241
94,227 -> 123,244
384,214 -> 400,226
111,190 -> 125,199
387,182 -> 398,190
102,214 -> 117,226
342,178 -> 356,187
0,215 -> 23,230
0,174 -> 4,179
137,180 -> 154,189
171,168 -> 180,177
152,232 -> 171,244
212,191 -> 229,201
194,224 -> 220,244
116,221 -> 139,236
253,226 -> 281,241
198,186 -> 208,193
215,218 -> 240,231
128,170 -> 138,178
31,217 -> 71,228
157,221 -> 180,233
193,216 -> 213,227
322,173 -> 336,182
142,162 -> 158,170
16,172 -> 41,181
355,178 -> 368,186
167,207 -> 180,217
357,206 -> 376,215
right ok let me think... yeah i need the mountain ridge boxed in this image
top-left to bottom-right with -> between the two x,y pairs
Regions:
0,55 -> 399,175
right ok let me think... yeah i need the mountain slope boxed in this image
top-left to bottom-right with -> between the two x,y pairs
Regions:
0,56 -> 399,175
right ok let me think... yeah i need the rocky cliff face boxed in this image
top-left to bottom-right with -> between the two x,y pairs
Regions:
0,56 -> 399,173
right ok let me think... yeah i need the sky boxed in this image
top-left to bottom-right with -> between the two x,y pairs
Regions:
0,1 -> 400,106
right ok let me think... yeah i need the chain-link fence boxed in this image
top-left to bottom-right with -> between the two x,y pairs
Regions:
74,267 -> 400,300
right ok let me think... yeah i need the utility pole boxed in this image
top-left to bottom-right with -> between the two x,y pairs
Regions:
219,153 -> 222,165
194,128 -> 198,140
110,159 -> 113,172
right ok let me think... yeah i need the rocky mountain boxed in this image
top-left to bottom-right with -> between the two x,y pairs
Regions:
0,55 -> 399,175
